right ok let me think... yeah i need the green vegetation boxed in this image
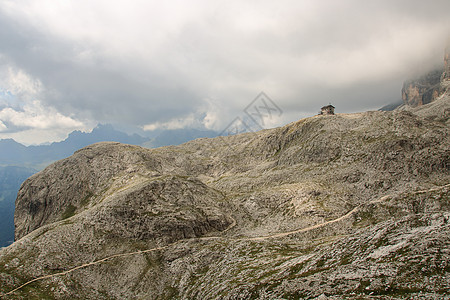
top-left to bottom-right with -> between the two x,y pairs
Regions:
62,204 -> 77,220
80,191 -> 94,207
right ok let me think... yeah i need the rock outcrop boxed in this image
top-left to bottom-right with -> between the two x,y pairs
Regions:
401,48 -> 449,108
444,46 -> 450,81
401,68 -> 444,107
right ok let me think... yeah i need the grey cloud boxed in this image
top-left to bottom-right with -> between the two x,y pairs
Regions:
0,11 -> 203,125
0,0 -> 449,143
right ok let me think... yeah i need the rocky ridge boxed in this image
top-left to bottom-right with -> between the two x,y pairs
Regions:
401,48 -> 449,108
401,68 -> 444,108
0,80 -> 449,299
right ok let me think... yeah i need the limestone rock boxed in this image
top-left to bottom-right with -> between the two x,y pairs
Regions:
1,87 -> 449,299
444,46 -> 450,82
401,69 -> 444,107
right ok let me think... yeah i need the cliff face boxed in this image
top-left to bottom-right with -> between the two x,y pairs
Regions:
401,68 -> 444,107
0,85 -> 449,299
401,48 -> 449,108
444,46 -> 450,81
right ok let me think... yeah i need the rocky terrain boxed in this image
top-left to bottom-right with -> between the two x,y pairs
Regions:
0,75 -> 449,298
401,68 -> 445,108
401,47 -> 449,108
444,46 -> 450,82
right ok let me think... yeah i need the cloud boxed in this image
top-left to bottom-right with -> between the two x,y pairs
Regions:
0,127 -> 85,146
142,98 -> 224,131
3,67 -> 43,99
142,115 -> 199,131
0,100 -> 84,130
0,119 -> 6,131
0,0 -> 449,143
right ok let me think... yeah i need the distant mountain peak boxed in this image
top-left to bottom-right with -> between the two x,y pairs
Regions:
0,124 -> 150,169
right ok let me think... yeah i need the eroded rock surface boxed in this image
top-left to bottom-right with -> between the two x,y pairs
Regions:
1,82 -> 450,299
402,69 -> 444,107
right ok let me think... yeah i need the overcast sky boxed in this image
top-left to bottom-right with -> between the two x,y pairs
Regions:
0,0 -> 449,144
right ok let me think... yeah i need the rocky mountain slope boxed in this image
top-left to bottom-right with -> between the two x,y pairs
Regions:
0,85 -> 449,298
400,47 -> 449,109
0,125 -> 219,250
401,68 -> 444,108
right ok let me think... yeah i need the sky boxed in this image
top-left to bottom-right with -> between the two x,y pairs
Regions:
0,0 -> 449,145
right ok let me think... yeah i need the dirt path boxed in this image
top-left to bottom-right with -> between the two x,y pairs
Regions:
3,183 -> 449,297
243,206 -> 359,241
246,183 -> 450,241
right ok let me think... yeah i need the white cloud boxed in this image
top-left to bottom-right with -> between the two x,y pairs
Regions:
0,127 -> 84,145
203,110 -> 220,130
0,100 -> 83,129
142,114 -> 199,131
0,64 -> 92,144
142,97 -> 238,132
5,67 -> 43,98
0,64 -> 43,105
0,119 -> 6,131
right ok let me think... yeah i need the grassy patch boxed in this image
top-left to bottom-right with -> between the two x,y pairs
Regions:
62,204 -> 77,220
20,281 -> 57,299
161,285 -> 179,299
339,254 -> 352,266
80,191 -> 94,207
31,226 -> 52,241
